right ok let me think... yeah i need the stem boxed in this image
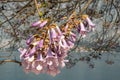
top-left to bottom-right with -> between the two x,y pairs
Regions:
34,0 -> 41,17
0,59 -> 21,65
80,0 -> 93,14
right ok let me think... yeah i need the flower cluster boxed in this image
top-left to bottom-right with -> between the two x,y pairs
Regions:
18,14 -> 95,76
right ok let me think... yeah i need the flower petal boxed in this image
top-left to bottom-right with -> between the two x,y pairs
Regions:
32,21 -> 41,27
39,39 -> 44,48
18,48 -> 27,59
39,20 -> 47,28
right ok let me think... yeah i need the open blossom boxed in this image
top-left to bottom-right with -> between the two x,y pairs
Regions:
59,35 -> 69,49
82,15 -> 95,31
18,48 -> 27,59
79,22 -> 87,37
31,60 -> 45,75
18,14 -> 95,76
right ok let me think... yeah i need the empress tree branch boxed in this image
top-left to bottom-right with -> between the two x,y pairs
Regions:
0,0 -> 33,27
80,0 -> 93,14
34,0 -> 41,17
0,0 -> 28,2
0,59 -> 21,65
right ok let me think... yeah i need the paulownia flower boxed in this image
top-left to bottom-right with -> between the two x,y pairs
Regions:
82,15 -> 95,31
18,48 -> 27,59
32,20 -> 47,28
59,35 -> 69,49
18,15 -> 96,76
32,20 -> 41,27
39,20 -> 47,28
79,21 -> 87,38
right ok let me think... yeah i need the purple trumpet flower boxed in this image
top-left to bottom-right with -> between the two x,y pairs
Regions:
69,32 -> 76,42
86,17 -> 95,27
28,46 -> 36,57
48,30 -> 53,44
50,28 -> 57,39
84,15 -> 95,31
18,48 -> 27,59
48,28 -> 58,44
56,26 -> 62,36
31,60 -> 45,75
26,36 -> 34,45
64,24 -> 69,32
32,20 -> 41,27
66,40 -> 74,48
26,55 -> 35,62
39,39 -> 44,48
79,22 -> 87,37
45,48 -> 60,76
47,65 -> 60,77
58,58 -> 68,68
22,59 -> 32,73
56,47 -> 68,68
46,47 -> 56,58
59,36 -> 69,49
32,20 -> 47,28
39,20 -> 47,28
36,53 -> 44,61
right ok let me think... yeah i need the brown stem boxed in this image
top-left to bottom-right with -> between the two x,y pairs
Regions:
0,59 -> 21,65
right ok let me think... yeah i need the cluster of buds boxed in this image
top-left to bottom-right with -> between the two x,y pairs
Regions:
18,14 -> 95,76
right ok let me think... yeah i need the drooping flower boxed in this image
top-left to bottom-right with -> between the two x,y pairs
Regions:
32,20 -> 41,27
39,20 -> 47,28
21,60 -> 32,73
69,32 -> 76,42
38,39 -> 44,48
18,48 -> 27,59
79,21 -> 87,37
56,25 -> 62,36
59,35 -> 69,49
44,47 -> 61,76
18,14 -> 96,76
26,36 -> 34,45
31,60 -> 45,75
51,28 -> 57,38
64,24 -> 69,32
82,15 -> 95,31
28,46 -> 36,57
32,20 -> 47,28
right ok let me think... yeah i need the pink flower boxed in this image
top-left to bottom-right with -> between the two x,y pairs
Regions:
18,48 -> 27,59
32,21 -> 41,27
31,61 -> 45,75
39,20 -> 47,28
69,32 -> 76,42
26,36 -> 34,45
50,28 -> 57,39
56,26 -> 62,36
86,17 -> 95,28
79,22 -> 87,37
47,66 -> 60,77
59,35 -> 69,49
64,24 -> 69,32
48,26 -> 61,44
66,40 -> 74,48
32,20 -> 47,28
29,46 -> 36,57
21,59 -> 32,73
45,48 -> 61,76
83,15 -> 95,31
38,39 -> 44,48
